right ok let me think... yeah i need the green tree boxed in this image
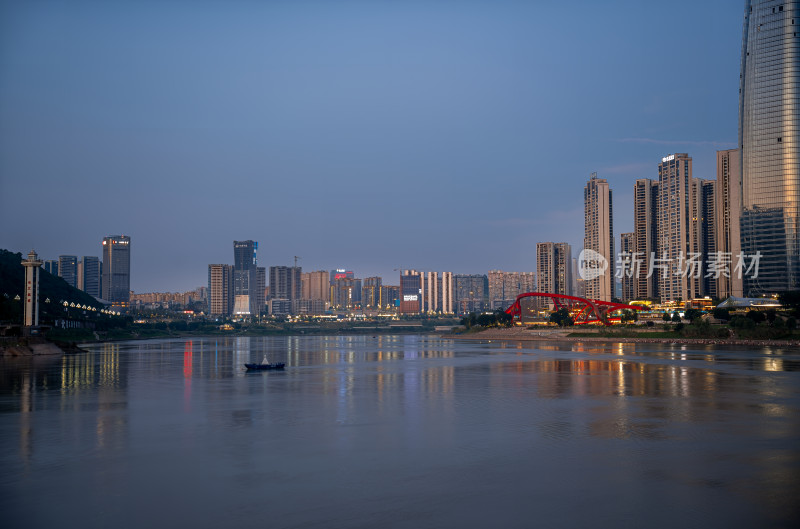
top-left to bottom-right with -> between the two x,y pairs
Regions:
476,313 -> 495,327
549,308 -> 574,327
672,312 -> 682,323
730,315 -> 755,329
712,307 -> 730,321
662,312 -> 671,322
746,310 -> 766,324
683,308 -> 702,323
778,291 -> 800,316
495,309 -> 513,328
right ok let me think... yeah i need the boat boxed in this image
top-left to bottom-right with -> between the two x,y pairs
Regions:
244,355 -> 285,371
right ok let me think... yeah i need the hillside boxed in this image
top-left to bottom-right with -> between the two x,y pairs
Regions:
0,249 -> 104,323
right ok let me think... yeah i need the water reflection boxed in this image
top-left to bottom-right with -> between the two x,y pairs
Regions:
0,336 -> 800,526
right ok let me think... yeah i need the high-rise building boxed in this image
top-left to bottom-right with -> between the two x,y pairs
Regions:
330,269 -> 354,282
233,240 -> 258,316
417,272 -> 454,314
102,235 -> 131,306
488,270 -> 535,310
269,266 -> 302,301
208,264 -> 234,316
43,260 -> 58,275
584,173 -> 614,301
80,256 -> 101,299
331,277 -> 361,309
715,148 -> 743,298
619,233 -> 635,302
440,272 -> 454,314
739,0 -> 800,295
399,270 -> 422,314
58,255 -> 78,288
657,154 -> 702,302
380,285 -> 400,310
701,180 -> 718,299
536,242 -> 572,307
634,178 -> 659,300
454,274 -> 488,315
362,277 -> 382,309
301,270 -> 331,303
256,267 -> 266,316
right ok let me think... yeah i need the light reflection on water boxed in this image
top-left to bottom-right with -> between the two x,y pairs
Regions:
1,335 -> 799,529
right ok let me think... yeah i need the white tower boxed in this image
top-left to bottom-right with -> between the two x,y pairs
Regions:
21,250 -> 43,327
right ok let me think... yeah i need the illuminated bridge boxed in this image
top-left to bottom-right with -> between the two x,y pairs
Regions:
505,292 -> 644,326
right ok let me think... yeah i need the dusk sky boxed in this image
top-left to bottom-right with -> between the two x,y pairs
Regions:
0,0 -> 742,293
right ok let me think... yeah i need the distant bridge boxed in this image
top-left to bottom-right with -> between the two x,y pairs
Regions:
504,292 -> 644,326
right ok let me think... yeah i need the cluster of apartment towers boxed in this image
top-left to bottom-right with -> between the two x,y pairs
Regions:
208,242 -> 464,317
40,235 -> 132,308
206,151 -> 736,323
576,151 -> 743,308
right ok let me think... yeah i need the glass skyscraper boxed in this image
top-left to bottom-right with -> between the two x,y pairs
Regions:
101,235 -> 131,306
233,240 -> 258,316
740,0 -> 800,294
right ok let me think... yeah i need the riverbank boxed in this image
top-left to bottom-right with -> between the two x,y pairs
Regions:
447,327 -> 800,347
0,336 -> 84,357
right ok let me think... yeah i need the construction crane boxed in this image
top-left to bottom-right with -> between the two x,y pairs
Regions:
294,256 -> 301,267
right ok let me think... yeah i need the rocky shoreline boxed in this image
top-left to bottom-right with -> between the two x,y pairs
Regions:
446,327 -> 800,348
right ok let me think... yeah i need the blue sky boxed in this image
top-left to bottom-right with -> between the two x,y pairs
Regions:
0,0 -> 741,292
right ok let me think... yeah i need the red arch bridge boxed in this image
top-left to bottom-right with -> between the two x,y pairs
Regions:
504,292 -> 644,326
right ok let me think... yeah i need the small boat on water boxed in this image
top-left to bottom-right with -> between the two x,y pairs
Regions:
245,355 -> 285,371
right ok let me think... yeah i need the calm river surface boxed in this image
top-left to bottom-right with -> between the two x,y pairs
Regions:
2,335 -> 799,528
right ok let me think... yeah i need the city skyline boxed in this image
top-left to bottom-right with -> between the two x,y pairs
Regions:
1,1 -> 742,292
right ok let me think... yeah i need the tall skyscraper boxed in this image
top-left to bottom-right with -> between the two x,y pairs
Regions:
233,240 -> 257,316
269,266 -> 302,301
80,256 -> 102,299
634,178 -> 659,300
536,242 -> 572,306
102,235 -> 131,306
739,0 -> 800,295
256,267 -> 266,316
208,264 -> 234,316
43,260 -> 58,275
584,173 -> 614,301
701,180 -> 718,299
657,154 -> 701,302
619,233 -> 635,302
715,148 -> 743,298
58,255 -> 78,288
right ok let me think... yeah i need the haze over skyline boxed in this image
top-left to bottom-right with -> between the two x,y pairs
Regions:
1,0 -> 741,292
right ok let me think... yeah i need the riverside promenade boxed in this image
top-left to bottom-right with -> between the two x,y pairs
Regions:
448,326 -> 800,348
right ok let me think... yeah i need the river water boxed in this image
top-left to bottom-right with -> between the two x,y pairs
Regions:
1,335 -> 799,528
